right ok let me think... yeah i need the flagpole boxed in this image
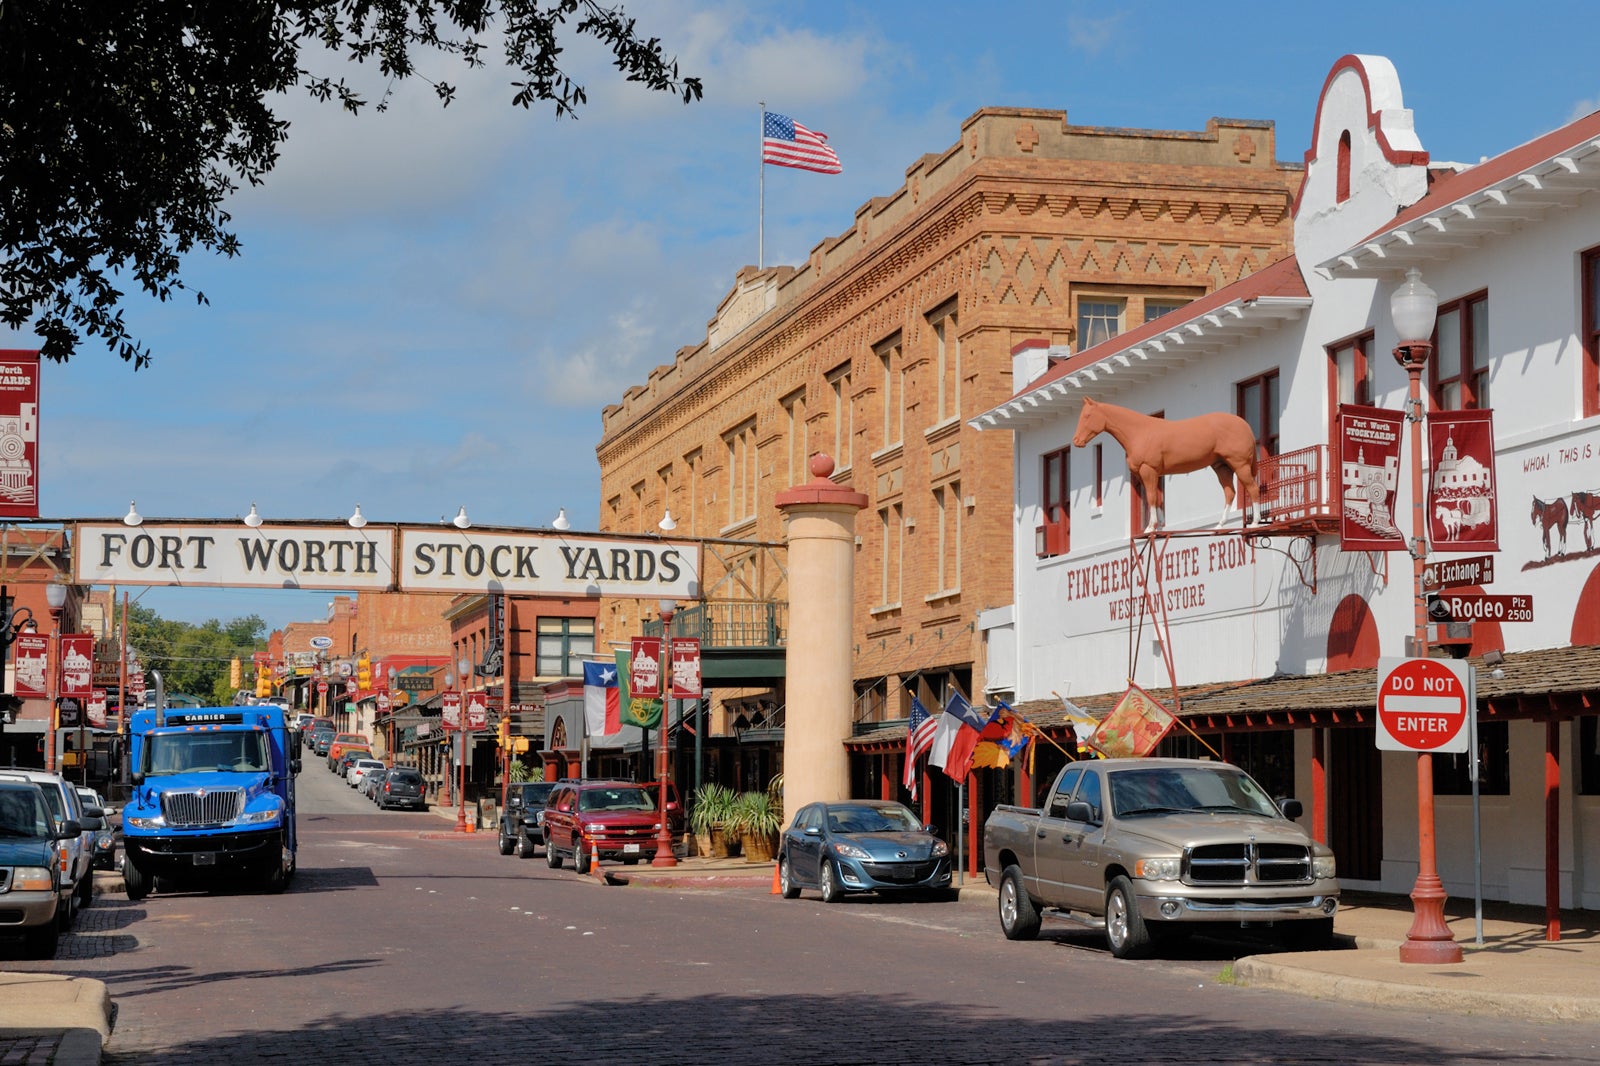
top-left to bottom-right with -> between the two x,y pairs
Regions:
758,102 -> 765,269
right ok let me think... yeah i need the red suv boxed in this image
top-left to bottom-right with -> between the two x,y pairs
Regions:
543,780 -> 672,874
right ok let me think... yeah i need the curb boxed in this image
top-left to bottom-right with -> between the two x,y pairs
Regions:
0,973 -> 114,1040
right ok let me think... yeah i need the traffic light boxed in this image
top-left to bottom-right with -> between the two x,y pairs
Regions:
357,656 -> 372,690
255,666 -> 272,698
498,717 -> 511,748
230,657 -> 242,689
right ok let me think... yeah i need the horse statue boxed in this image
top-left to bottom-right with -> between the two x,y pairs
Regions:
1532,495 -> 1569,559
1072,396 -> 1262,533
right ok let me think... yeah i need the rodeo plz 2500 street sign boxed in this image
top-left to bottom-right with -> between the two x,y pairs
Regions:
72,522 -> 701,600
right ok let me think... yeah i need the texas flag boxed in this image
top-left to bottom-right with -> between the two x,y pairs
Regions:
583,660 -> 621,737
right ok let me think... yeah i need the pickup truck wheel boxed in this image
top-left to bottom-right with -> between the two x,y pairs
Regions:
819,859 -> 841,903
778,856 -> 801,899
497,830 -> 515,856
1279,916 -> 1334,952
998,865 -> 1041,940
1105,875 -> 1153,959
123,858 -> 150,901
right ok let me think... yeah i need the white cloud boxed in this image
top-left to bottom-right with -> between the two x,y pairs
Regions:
1067,14 -> 1123,56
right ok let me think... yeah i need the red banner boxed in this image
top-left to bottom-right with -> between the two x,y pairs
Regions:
1428,408 -> 1499,552
629,636 -> 662,698
1337,404 -> 1407,552
0,350 -> 40,519
13,632 -> 47,699
87,690 -> 108,728
670,638 -> 702,698
58,634 -> 95,698
465,692 -> 488,731
441,691 -> 461,730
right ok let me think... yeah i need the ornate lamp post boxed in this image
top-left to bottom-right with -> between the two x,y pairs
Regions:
652,599 -> 678,867
1390,267 -> 1462,966
43,581 -> 67,773
455,655 -> 471,833
387,667 -> 398,766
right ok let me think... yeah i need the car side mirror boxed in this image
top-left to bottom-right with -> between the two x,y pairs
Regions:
804,825 -> 822,837
54,819 -> 82,840
83,805 -> 104,820
131,771 -> 144,786
1066,800 -> 1099,825
82,815 -> 105,832
923,824 -> 940,837
291,759 -> 302,775
665,801 -> 679,811
1278,798 -> 1304,820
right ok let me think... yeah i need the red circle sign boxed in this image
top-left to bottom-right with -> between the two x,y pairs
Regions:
1378,659 -> 1468,751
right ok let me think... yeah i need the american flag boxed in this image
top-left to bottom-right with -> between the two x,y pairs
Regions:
762,112 -> 843,174
903,696 -> 937,798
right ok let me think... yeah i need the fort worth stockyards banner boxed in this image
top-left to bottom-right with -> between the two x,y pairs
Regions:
0,350 -> 40,519
1428,408 -> 1499,552
1338,404 -> 1407,552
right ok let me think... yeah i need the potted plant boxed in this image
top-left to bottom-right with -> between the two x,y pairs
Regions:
729,789 -> 781,863
689,783 -> 738,858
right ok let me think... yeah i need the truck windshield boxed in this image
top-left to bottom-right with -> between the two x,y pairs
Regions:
144,731 -> 270,775
1108,767 -> 1279,819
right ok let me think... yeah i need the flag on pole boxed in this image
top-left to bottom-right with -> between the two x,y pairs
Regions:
903,696 -> 937,799
582,660 -> 620,737
929,692 -> 992,781
616,648 -> 662,729
762,111 -> 843,174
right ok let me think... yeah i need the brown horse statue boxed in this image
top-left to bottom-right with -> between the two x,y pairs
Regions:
1072,397 -> 1262,533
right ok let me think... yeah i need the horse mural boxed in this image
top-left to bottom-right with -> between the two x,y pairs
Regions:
1531,495 -> 1569,559
1571,490 -> 1600,551
1071,397 -> 1262,533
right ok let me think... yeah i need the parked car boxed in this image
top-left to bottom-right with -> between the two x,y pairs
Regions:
361,768 -> 389,800
310,729 -> 335,756
777,800 -> 952,903
0,779 -> 80,959
0,768 -> 99,921
335,750 -> 371,779
497,781 -> 556,858
543,780 -> 668,873
347,758 -> 385,789
327,734 -> 371,770
376,768 -> 428,811
76,787 -> 119,872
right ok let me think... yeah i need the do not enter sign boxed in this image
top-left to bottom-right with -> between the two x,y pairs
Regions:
1375,656 -> 1471,753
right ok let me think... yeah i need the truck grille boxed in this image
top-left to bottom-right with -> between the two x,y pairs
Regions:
1186,843 -> 1311,885
160,789 -> 246,827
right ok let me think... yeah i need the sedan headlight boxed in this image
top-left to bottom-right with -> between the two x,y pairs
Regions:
1312,853 -> 1337,879
831,841 -> 871,860
95,834 -> 115,851
1134,857 -> 1182,880
930,839 -> 950,858
125,813 -> 166,829
236,808 -> 281,825
10,866 -> 53,891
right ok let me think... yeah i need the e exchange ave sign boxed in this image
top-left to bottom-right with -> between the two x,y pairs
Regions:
71,522 -> 701,599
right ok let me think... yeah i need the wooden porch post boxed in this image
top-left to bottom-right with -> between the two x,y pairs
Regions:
1311,727 -> 1327,845
1546,720 -> 1561,942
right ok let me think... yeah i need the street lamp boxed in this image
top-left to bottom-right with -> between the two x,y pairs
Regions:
387,667 -> 398,766
44,581 -> 67,773
1390,267 -> 1462,966
652,599 -> 678,867
455,655 -> 471,833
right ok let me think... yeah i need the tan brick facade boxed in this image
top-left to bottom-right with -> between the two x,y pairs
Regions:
596,108 -> 1301,723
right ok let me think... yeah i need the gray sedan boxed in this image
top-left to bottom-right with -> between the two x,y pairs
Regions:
778,800 -> 952,902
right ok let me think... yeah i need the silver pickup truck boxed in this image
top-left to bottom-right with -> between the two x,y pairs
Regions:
983,757 -> 1338,957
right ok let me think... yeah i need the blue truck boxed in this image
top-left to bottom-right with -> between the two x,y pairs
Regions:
121,701 -> 300,899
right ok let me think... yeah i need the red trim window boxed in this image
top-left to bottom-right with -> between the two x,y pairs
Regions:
1237,371 -> 1280,463
1430,291 -> 1489,410
1327,330 -> 1373,456
1093,444 -> 1104,509
1583,246 -> 1600,418
1336,131 -> 1352,204
1039,447 -> 1070,557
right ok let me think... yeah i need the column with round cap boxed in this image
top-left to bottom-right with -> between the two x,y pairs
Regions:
774,455 -> 868,818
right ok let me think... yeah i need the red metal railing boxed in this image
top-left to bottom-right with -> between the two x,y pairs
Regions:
1257,444 -> 1335,528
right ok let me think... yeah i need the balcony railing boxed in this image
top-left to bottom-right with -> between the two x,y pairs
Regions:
1257,444 -> 1337,530
644,600 -> 787,649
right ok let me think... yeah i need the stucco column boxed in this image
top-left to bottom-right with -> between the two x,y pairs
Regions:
775,455 -> 868,818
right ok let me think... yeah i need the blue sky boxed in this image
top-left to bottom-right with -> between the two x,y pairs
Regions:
14,1 -> 1600,631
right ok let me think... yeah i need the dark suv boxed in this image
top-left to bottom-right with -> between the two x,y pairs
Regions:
497,781 -> 556,859
376,768 -> 427,811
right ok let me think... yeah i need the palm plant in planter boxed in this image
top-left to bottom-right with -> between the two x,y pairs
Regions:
728,789 -> 782,863
689,783 -> 739,858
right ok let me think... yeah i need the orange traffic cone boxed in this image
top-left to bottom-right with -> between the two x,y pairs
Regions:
771,858 -> 783,894
590,838 -> 606,883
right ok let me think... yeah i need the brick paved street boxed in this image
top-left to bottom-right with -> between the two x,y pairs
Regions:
5,765 -> 1600,1064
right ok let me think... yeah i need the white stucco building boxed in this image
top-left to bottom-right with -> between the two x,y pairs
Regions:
973,55 -> 1600,916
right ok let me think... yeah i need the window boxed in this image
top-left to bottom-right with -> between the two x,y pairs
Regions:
724,419 -> 757,526
1039,447 -> 1069,556
1330,331 -> 1374,408
657,464 -> 673,526
932,480 -> 961,592
827,363 -> 853,470
1431,292 -> 1489,410
1583,248 -> 1600,418
630,481 -> 646,534
1336,130 -> 1352,203
1143,300 -> 1186,323
684,449 -> 701,530
877,503 -> 903,608
1581,716 -> 1600,795
1045,767 -> 1083,819
1238,371 -> 1281,460
929,303 -> 961,422
1432,718 -> 1509,796
1093,445 -> 1104,509
878,337 -> 904,450
781,388 -> 808,487
1077,299 -> 1124,351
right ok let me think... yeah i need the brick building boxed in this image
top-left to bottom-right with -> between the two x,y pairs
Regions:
596,105 -> 1303,796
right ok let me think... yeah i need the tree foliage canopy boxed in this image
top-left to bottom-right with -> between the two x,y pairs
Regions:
124,603 -> 269,705
0,2 -> 702,368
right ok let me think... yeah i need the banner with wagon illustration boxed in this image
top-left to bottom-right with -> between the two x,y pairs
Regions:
1427,409 -> 1499,552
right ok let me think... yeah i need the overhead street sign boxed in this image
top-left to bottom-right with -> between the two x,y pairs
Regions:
1423,554 -> 1494,590
1376,656 -> 1471,753
1433,593 -> 1533,623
